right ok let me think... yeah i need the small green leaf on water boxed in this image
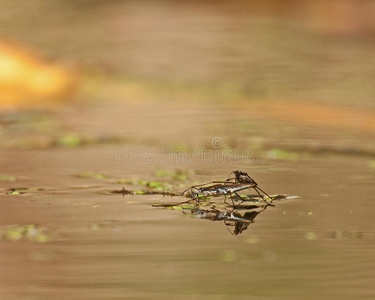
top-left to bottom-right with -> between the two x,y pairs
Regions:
172,169 -> 194,182
148,181 -> 163,187
135,190 -> 145,195
93,173 -> 107,180
77,172 -> 108,180
154,170 -> 172,177
90,224 -> 100,230
7,188 -> 43,194
58,133 -> 81,147
369,160 -> 375,168
173,173 -> 187,182
333,231 -> 343,239
9,191 -> 21,195
1,224 -> 51,243
220,250 -> 237,263
347,231 -> 361,239
305,232 -> 317,240
116,179 -> 127,184
307,212 -> 314,215
117,179 -> 148,185
34,234 -> 50,243
195,194 -> 210,199
180,204 -> 195,209
171,206 -> 183,210
0,175 -> 16,182
267,149 -> 309,161
27,187 -> 45,192
170,143 -> 190,152
138,180 -> 149,185
5,227 -> 23,241
23,224 -> 36,234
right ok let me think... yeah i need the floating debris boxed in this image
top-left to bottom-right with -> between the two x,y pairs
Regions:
0,224 -> 51,243
5,187 -> 46,195
267,149 -> 311,161
0,175 -> 17,182
154,170 -> 173,177
153,169 -> 194,182
116,179 -> 148,185
305,232 -> 317,240
57,133 -> 82,147
110,187 -> 180,196
220,250 -> 237,263
75,172 -> 109,180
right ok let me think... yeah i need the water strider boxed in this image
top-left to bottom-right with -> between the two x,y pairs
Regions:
182,170 -> 274,206
150,170 -> 281,235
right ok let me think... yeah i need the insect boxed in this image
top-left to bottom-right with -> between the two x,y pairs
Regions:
182,170 -> 273,206
227,170 -> 274,203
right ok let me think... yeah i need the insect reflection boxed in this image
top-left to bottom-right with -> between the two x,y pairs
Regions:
183,203 -> 270,235
153,170 -> 281,235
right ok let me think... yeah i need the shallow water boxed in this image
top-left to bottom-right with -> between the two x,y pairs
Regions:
0,103 -> 374,299
1,1 -> 375,298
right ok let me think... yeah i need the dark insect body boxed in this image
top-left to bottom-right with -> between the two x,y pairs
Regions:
227,170 -> 273,203
182,170 -> 274,206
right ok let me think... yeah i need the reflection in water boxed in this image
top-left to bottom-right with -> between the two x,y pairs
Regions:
184,203 -> 270,235
154,195 -> 283,235
155,170 -> 282,235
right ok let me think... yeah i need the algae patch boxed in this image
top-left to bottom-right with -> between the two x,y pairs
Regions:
0,224 -> 51,243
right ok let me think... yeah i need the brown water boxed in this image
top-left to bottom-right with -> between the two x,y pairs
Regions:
0,102 -> 374,299
1,1 -> 375,299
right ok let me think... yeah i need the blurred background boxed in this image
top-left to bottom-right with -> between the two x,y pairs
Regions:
2,0 -> 375,107
1,1 -> 375,299
1,0 -> 375,149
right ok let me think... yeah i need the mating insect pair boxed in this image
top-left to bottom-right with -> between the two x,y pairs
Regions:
181,170 -> 274,207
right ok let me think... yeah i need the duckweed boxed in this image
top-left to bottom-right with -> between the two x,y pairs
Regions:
0,175 -> 17,182
0,224 -> 51,243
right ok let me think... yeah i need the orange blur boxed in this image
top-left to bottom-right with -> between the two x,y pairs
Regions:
0,39 -> 78,110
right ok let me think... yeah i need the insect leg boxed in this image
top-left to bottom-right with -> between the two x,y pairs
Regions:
182,187 -> 201,199
228,191 -> 236,208
224,220 -> 235,235
253,186 -> 268,203
255,186 -> 273,203
234,192 -> 246,205
182,181 -> 229,194
224,194 -> 229,205
253,187 -> 274,205
226,171 -> 236,184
